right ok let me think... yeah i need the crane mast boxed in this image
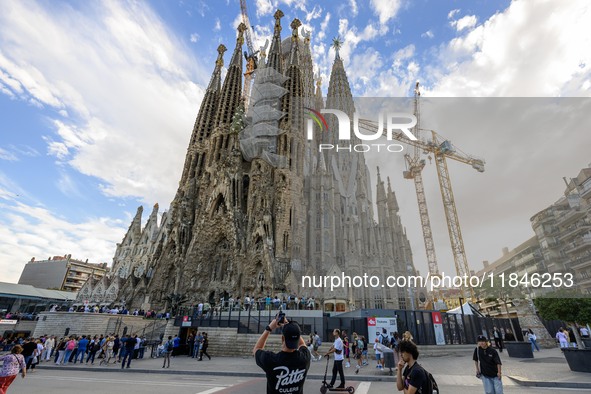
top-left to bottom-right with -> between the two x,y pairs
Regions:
431,132 -> 476,301
357,112 -> 484,303
403,83 -> 441,304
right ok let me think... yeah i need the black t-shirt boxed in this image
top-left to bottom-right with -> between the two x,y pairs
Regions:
473,346 -> 502,377
22,342 -> 38,357
125,337 -> 136,351
255,347 -> 311,394
402,362 -> 429,393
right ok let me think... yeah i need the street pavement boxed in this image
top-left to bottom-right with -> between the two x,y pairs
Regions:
10,346 -> 590,393
9,369 -> 591,394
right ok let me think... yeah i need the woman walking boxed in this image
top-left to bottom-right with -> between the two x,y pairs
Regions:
0,345 -> 26,394
527,329 -> 540,352
198,333 -> 211,361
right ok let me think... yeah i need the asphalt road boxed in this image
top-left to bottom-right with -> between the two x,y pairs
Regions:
8,369 -> 590,394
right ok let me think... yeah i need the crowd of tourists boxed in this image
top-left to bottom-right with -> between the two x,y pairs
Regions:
0,333 -> 148,369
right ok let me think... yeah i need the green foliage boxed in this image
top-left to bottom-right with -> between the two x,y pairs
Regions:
534,291 -> 591,324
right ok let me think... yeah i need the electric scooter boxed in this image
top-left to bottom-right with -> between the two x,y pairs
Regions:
320,356 -> 355,393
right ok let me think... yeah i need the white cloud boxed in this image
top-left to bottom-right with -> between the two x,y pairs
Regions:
361,45 -> 419,97
0,199 -> 127,283
421,30 -> 434,39
214,18 -> 221,31
349,0 -> 358,17
255,0 -> 274,18
0,0 -> 206,206
426,0 -> 591,96
190,33 -> 200,42
305,5 -> 322,22
56,170 -> 82,197
448,9 -> 460,19
369,0 -> 401,25
336,19 -> 388,63
451,15 -> 478,32
0,147 -> 18,161
317,12 -> 331,41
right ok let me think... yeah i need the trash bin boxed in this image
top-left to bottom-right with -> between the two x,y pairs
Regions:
381,348 -> 395,375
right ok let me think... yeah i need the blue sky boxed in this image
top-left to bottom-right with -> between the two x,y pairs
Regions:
1,0 -> 590,284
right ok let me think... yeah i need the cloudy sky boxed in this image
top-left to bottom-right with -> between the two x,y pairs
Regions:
0,0 -> 590,284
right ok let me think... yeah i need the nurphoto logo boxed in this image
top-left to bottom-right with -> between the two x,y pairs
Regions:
305,108 -> 418,153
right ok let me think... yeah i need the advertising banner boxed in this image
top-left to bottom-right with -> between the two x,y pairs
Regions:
432,312 -> 446,345
367,316 -> 397,345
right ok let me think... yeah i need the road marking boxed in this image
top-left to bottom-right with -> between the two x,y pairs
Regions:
27,375 -> 230,388
356,382 -> 371,394
197,388 -> 226,394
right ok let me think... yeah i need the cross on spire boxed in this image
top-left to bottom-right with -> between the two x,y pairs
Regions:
332,36 -> 343,58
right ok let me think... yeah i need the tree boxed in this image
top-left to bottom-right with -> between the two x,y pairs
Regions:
534,290 -> 591,348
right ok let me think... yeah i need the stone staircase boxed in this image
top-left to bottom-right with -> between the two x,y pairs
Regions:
200,327 -> 477,358
205,327 -> 284,357
32,312 -> 168,339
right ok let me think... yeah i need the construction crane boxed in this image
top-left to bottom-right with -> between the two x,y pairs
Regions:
403,82 -> 441,304
240,0 -> 259,110
358,114 -> 484,302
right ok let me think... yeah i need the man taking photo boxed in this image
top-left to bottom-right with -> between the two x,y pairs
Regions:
253,314 -> 311,394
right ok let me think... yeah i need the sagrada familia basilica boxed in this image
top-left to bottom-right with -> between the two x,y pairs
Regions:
77,11 -> 420,312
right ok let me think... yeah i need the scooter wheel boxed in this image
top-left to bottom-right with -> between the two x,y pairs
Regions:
320,386 -> 328,394
347,387 -> 355,394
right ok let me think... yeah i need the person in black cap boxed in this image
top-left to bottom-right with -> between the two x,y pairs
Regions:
253,315 -> 311,394
473,335 -> 504,394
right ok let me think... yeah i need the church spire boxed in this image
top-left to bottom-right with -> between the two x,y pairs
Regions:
327,36 -> 354,116
332,36 -> 343,60
129,206 -> 143,242
266,10 -> 284,72
193,44 -> 226,144
288,18 -> 301,66
387,176 -> 400,212
214,24 -> 246,127
376,167 -> 387,203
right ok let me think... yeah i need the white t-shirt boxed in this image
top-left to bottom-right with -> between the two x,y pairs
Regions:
374,342 -> 382,356
333,337 -> 344,361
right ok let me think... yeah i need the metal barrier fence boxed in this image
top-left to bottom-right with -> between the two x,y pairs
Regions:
175,307 -> 325,336
173,307 -> 569,345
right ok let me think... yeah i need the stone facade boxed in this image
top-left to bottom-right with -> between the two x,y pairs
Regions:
96,11 -> 418,313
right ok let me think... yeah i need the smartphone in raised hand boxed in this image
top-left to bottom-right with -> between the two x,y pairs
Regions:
276,311 -> 286,325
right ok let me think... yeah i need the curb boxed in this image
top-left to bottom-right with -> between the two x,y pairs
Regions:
36,365 -> 396,383
508,375 -> 591,389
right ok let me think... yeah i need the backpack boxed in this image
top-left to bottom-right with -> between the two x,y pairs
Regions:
381,334 -> 390,347
417,363 -> 439,394
316,336 -> 322,346
166,340 -> 174,352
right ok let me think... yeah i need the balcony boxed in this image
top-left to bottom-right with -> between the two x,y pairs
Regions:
559,221 -> 591,242
556,209 -> 586,226
581,181 -> 591,199
569,255 -> 591,270
563,234 -> 591,254
575,276 -> 591,290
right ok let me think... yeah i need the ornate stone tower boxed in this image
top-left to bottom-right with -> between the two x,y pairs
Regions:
112,11 -> 419,312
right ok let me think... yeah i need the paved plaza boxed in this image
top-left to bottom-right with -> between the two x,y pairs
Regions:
6,346 -> 590,393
